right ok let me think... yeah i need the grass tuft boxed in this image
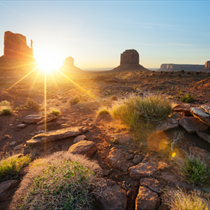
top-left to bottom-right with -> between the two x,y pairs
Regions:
50,109 -> 60,116
97,107 -> 110,115
69,96 -> 80,106
110,94 -> 172,128
25,99 -> 40,110
180,94 -> 195,103
182,155 -> 210,184
164,187 -> 210,210
0,100 -> 13,115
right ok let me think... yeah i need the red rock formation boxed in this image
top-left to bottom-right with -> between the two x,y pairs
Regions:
200,61 -> 210,72
111,49 -> 149,72
60,56 -> 83,73
4,31 -> 33,59
160,64 -> 204,72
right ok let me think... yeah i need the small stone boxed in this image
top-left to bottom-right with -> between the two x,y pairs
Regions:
82,127 -> 89,132
73,135 -> 87,143
23,115 -> 43,124
17,123 -> 27,129
2,135 -> 10,140
9,141 -> 16,146
14,144 -> 23,150
133,155 -> 143,165
9,124 -> 13,126
89,123 -> 95,127
102,169 -> 111,177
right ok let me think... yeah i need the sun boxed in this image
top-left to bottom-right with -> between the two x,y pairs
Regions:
35,51 -> 62,72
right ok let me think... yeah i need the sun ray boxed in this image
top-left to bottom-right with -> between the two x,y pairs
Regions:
55,69 -> 96,99
44,68 -> 47,134
6,64 -> 40,90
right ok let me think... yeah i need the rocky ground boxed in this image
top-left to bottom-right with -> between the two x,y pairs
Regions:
0,70 -> 210,209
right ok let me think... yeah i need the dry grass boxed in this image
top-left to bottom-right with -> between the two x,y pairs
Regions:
10,152 -> 101,210
0,100 -> 13,115
110,94 -> 172,128
97,107 -> 110,115
69,96 -> 80,106
164,187 -> 210,210
25,98 -> 40,110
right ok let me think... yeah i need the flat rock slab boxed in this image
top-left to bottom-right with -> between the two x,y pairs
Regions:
160,172 -> 193,190
0,180 -> 19,201
189,146 -> 210,166
140,178 -> 164,193
196,130 -> 210,144
93,178 -> 127,210
190,107 -> 210,126
129,162 -> 158,179
68,140 -> 97,157
156,118 -> 178,133
135,186 -> 160,210
106,148 -> 129,171
26,127 -> 82,145
37,115 -> 58,125
17,123 -> 27,129
23,115 -> 43,124
201,105 -> 210,114
107,133 -> 132,144
73,135 -> 87,143
179,117 -> 209,133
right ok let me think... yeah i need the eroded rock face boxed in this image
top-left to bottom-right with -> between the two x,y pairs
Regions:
190,108 -> 210,126
68,140 -> 97,157
4,31 -> 33,59
93,178 -> 127,210
120,49 -> 139,65
140,178 -> 164,194
135,186 -> 160,210
160,64 -> 204,71
201,61 -> 210,72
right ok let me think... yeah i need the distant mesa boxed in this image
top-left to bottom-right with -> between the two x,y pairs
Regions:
59,56 -> 83,73
110,49 -> 149,72
200,61 -> 210,72
0,31 -> 35,70
160,64 -> 204,72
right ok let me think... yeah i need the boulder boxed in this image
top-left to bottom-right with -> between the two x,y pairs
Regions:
190,108 -> 210,126
179,117 -> 209,133
133,155 -> 143,165
23,115 -> 43,124
106,148 -> 129,171
68,140 -> 97,157
189,146 -> 210,166
160,172 -> 193,190
37,115 -> 58,124
107,133 -> 132,144
26,127 -> 82,145
93,178 -> 127,210
73,135 -> 87,143
196,130 -> 210,144
201,105 -> 210,114
135,186 -> 160,210
129,162 -> 158,179
156,118 -> 178,133
0,180 -> 19,201
140,178 -> 164,193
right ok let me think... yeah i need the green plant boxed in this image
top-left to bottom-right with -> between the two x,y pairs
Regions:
111,95 -> 172,128
0,155 -> 31,179
50,110 -> 60,116
69,96 -> 80,106
180,94 -> 195,103
25,99 -> 40,110
1,108 -> 12,115
182,155 -> 210,184
18,160 -> 95,210
111,138 -> 118,144
164,188 -> 210,210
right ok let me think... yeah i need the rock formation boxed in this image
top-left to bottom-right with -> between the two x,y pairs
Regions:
159,64 -> 204,72
111,49 -> 149,72
59,56 -> 83,73
4,31 -> 33,59
200,61 -> 210,72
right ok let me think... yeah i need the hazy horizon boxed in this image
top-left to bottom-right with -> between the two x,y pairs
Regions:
0,1 -> 210,69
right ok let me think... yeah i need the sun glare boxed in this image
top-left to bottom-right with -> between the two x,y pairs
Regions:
36,51 -> 62,72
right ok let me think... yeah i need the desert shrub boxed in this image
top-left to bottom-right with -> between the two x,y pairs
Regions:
97,107 -> 110,115
69,96 -> 80,106
1,108 -> 12,115
111,95 -> 172,128
164,187 -> 210,210
0,100 -> 10,106
14,152 -> 100,210
182,155 -> 210,184
187,71 -> 191,74
50,109 -> 60,116
0,100 -> 13,115
180,94 -> 195,103
110,95 -> 118,101
0,155 -> 31,180
25,99 -> 40,110
181,70 -> 185,73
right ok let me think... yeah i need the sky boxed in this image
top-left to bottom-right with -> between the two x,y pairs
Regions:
0,0 -> 210,69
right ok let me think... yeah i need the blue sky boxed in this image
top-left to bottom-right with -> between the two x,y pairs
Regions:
0,1 -> 210,69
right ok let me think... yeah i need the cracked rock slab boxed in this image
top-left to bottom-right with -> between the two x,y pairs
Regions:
190,107 -> 210,126
140,178 -> 164,194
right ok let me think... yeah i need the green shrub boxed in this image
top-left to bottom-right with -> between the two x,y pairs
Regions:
25,99 -> 40,110
180,94 -> 195,103
69,96 -> 80,106
97,107 -> 110,115
1,108 -> 12,115
50,110 -> 60,116
0,100 -> 13,115
18,160 -> 95,210
165,188 -> 210,210
0,155 -> 31,179
111,95 -> 172,128
182,155 -> 210,184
